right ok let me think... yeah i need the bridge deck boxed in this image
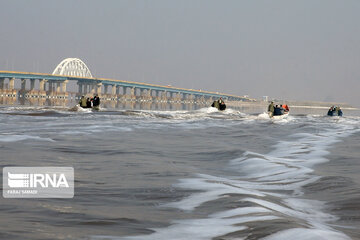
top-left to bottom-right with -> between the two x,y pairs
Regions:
0,70 -> 249,101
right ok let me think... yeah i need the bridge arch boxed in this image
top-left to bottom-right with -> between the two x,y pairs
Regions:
52,58 -> 93,78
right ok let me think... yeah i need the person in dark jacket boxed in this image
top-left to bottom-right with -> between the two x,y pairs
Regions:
328,106 -> 336,116
211,97 -> 226,111
328,106 -> 343,116
337,107 -> 343,116
274,105 -> 283,116
92,95 -> 100,108
86,98 -> 92,108
218,97 -> 226,111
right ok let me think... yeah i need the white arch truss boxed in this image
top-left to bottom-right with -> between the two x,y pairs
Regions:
52,58 -> 93,78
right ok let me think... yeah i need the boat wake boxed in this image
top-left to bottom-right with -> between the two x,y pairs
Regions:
91,118 -> 358,240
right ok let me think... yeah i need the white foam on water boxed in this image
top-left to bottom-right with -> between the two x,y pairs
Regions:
261,228 -> 351,240
118,107 -> 246,125
209,207 -> 272,218
92,215 -> 281,240
0,134 -> 55,142
257,112 -> 270,120
67,104 -> 94,113
59,125 -> 133,135
102,116 -> 360,240
255,112 -> 298,124
59,126 -> 133,135
163,176 -> 266,212
241,197 -> 337,229
197,107 -> 219,114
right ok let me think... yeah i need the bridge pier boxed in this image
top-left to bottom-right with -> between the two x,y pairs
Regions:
146,89 -> 152,100
62,80 -> 68,92
169,92 -> 175,102
116,85 -> 121,95
0,78 -> 4,89
130,87 -> 135,98
39,79 -> 47,91
82,83 -> 87,94
96,83 -> 102,95
55,82 -> 60,93
83,83 -> 87,94
53,81 -> 58,92
48,81 -> 53,92
155,90 -> 160,98
77,82 -> 83,94
30,79 -> 35,91
85,84 -> 91,94
198,95 -> 205,104
170,92 -> 180,102
19,79 -> 27,94
176,92 -> 182,101
161,91 -> 167,101
9,78 -> 15,90
103,84 -> 109,94
77,82 -> 94,96
86,83 -> 91,94
88,84 -> 93,94
190,94 -> 195,102
111,85 -> 116,96
123,86 -> 128,95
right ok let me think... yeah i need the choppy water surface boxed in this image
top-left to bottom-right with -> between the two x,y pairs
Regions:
0,105 -> 359,240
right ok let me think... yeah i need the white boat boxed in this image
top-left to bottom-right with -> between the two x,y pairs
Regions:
271,111 -> 289,119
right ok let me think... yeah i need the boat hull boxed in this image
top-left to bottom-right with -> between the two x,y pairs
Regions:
269,112 -> 289,119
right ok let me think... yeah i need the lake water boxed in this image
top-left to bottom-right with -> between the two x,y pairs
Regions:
0,104 -> 359,240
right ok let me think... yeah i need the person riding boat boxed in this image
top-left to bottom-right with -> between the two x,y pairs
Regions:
273,105 -> 284,116
282,104 -> 289,112
86,98 -> 92,108
79,96 -> 87,108
218,97 -> 226,111
327,106 -> 334,116
92,94 -> 101,110
328,106 -> 343,116
268,101 -> 274,117
211,100 -> 220,109
337,107 -> 343,116
211,97 -> 226,111
268,102 -> 289,117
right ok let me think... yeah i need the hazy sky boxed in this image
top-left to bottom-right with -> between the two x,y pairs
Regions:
1,0 -> 359,106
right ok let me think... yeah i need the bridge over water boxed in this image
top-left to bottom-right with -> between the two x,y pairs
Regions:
0,58 -> 251,105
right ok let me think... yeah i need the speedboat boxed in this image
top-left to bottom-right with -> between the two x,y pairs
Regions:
327,107 -> 342,116
269,104 -> 289,118
272,111 -> 289,119
211,101 -> 226,111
